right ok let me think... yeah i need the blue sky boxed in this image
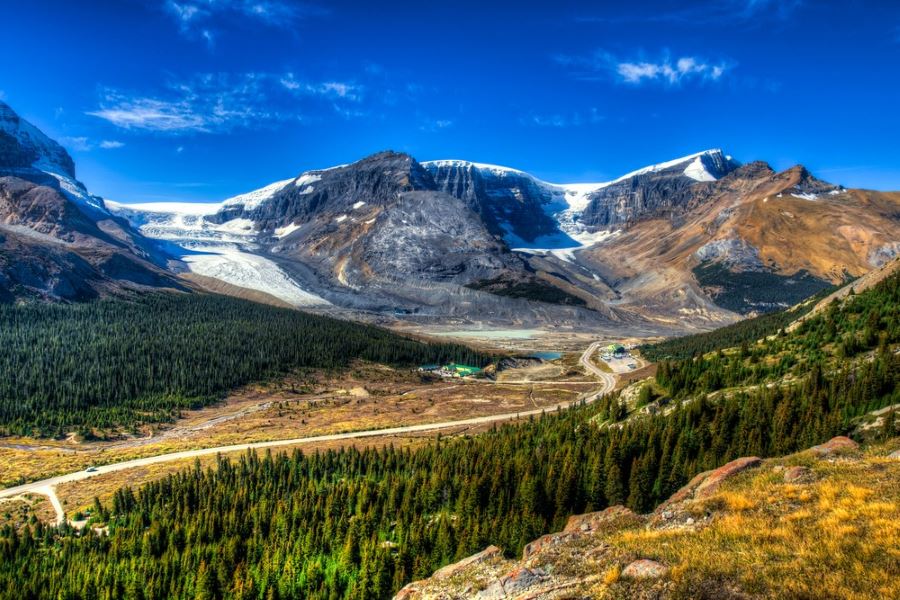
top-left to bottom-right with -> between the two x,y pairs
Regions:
2,0 -> 899,202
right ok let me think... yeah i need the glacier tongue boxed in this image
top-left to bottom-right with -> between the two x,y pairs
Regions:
181,247 -> 329,307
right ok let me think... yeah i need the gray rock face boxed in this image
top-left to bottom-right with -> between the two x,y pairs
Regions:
424,161 -> 561,243
249,151 -> 435,230
695,238 -> 766,271
364,191 -> 511,284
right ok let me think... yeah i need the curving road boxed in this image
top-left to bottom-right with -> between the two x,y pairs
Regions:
0,342 -> 617,525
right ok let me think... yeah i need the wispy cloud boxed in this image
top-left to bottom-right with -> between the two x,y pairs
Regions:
165,0 -> 326,29
88,72 -> 367,134
59,137 -> 126,151
60,136 -> 92,152
522,108 -> 605,128
418,118 -> 454,132
577,0 -> 802,26
555,50 -> 731,86
280,74 -> 362,101
88,96 -> 211,132
163,0 -> 327,46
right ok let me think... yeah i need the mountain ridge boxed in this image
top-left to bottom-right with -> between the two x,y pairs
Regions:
1,98 -> 898,332
108,146 -> 899,326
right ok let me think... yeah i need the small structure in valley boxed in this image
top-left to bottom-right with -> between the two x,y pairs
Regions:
419,363 -> 482,378
607,344 -> 627,359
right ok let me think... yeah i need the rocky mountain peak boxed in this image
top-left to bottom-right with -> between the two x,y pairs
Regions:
344,150 -> 435,190
776,164 -> 843,197
0,100 -> 76,180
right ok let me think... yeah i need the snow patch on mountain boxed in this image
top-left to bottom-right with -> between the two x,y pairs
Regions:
683,156 -> 717,182
504,221 -> 619,263
274,222 -> 301,238
45,172 -> 107,213
791,192 -> 819,201
222,178 -> 293,210
294,173 -> 322,188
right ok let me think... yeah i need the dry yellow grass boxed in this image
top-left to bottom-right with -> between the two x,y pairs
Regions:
2,363 -> 591,487
601,564 -> 621,585
607,447 -> 900,599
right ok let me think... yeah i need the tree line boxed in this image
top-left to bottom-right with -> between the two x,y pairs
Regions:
0,294 -> 491,437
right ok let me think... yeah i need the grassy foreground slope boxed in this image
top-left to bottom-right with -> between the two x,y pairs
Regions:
401,440 -> 900,600
0,294 -> 490,437
0,269 -> 895,599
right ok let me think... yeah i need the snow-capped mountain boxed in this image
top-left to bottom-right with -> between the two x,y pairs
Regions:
423,149 -> 739,260
3,97 -> 896,328
0,102 -> 180,301
107,147 -> 900,324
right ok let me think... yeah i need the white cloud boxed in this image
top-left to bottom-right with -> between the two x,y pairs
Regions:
318,82 -> 358,99
523,108 -> 604,128
557,49 -> 731,87
88,72 -> 371,134
577,0 -> 802,25
163,0 -> 327,35
166,1 -> 200,25
280,74 -> 361,101
418,118 -> 454,132
59,136 -> 92,152
88,97 -> 210,132
531,114 -> 568,127
100,140 -> 125,149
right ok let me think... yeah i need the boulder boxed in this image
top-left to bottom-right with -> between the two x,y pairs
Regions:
521,531 -> 575,560
432,545 -> 501,580
662,470 -> 711,507
783,466 -> 813,483
392,583 -> 420,600
695,456 -> 762,498
476,567 -> 546,599
810,436 -> 858,457
621,559 -> 669,580
887,449 -> 900,459
563,505 -> 639,533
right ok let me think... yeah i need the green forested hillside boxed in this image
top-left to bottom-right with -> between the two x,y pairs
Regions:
0,272 -> 896,600
639,284 -> 837,362
0,294 -> 490,437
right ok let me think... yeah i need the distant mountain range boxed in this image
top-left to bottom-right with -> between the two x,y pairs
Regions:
2,100 -> 898,333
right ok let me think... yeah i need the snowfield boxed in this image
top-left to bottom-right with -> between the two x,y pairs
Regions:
181,247 -> 328,307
